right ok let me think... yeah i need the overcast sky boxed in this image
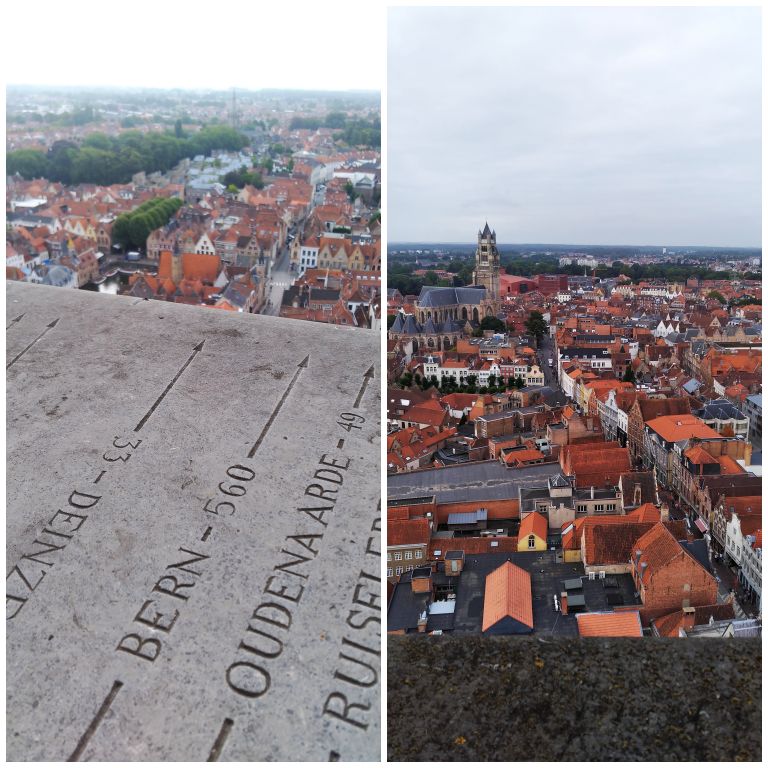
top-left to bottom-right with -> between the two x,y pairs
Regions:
5,1 -> 382,92
388,6 -> 761,247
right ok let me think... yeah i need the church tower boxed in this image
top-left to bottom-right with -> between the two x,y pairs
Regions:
472,222 -> 500,301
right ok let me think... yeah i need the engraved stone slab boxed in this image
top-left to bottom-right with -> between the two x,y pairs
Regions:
6,283 -> 381,762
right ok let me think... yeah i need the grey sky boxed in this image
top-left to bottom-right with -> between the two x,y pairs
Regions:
388,6 -> 761,247
5,1 -> 382,92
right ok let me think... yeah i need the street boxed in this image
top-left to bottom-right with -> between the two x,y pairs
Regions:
262,239 -> 294,316
535,334 -> 558,387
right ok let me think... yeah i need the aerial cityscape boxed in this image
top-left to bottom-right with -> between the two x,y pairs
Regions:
7,86 -> 381,327
388,224 -> 761,636
386,5 -> 760,762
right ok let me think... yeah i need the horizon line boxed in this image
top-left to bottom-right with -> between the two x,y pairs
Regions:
388,241 -> 762,250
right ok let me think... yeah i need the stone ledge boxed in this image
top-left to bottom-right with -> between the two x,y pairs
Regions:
388,636 -> 761,762
7,283 -> 380,761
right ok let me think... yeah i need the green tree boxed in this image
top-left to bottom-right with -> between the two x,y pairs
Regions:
7,149 -> 49,178
174,119 -> 184,139
424,270 -> 439,285
525,311 -> 548,347
622,367 -> 636,384
479,316 -> 506,333
707,290 -> 726,304
324,112 -> 347,129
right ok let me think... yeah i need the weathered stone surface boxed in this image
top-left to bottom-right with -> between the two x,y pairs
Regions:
388,636 -> 761,762
7,283 -> 381,762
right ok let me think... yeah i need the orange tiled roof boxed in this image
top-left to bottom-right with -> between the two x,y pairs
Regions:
502,448 -> 545,466
717,455 -> 746,475
652,603 -> 735,637
645,414 -> 720,443
630,503 -> 661,523
519,511 -> 548,541
576,611 -> 643,637
684,445 -> 719,465
182,252 -> 220,282
482,561 -> 533,632
633,523 -> 704,587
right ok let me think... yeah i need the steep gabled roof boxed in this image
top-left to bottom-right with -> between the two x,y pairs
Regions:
519,511 -> 548,540
482,561 -> 533,632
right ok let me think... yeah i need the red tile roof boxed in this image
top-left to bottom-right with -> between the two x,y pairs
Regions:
430,537 -> 517,559
645,414 -> 720,443
519,511 -> 548,541
482,561 -> 533,632
576,611 -> 643,637
388,518 -> 431,547
652,603 -> 735,637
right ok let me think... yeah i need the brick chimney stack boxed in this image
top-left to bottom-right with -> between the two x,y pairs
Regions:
560,591 -> 569,615
681,606 -> 696,633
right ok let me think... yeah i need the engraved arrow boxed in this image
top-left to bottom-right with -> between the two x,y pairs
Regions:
247,354 -> 309,458
353,364 -> 375,408
134,340 -> 205,432
6,318 -> 59,370
6,313 -> 25,330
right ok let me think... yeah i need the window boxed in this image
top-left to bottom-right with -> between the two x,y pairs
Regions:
606,504 -> 615,511
394,552 -> 402,561
683,583 -> 691,592
405,551 -> 413,560
406,564 -> 413,572
387,568 -> 393,577
528,535 -> 536,549
395,567 -> 403,575
415,551 -> 423,559
577,504 -> 587,513
594,504 -> 604,512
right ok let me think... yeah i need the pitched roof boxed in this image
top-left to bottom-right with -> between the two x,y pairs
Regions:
519,511 -> 548,541
585,519 -> 686,565
633,523 -> 711,587
652,603 -> 735,637
636,397 -> 691,421
631,503 -> 661,523
482,561 -> 533,632
576,611 -> 643,637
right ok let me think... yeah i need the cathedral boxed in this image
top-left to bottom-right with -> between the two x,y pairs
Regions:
389,223 -> 502,352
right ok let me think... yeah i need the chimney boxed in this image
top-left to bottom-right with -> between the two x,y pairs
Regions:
560,591 -> 569,615
445,550 -> 465,576
417,611 -> 428,633
411,567 -> 433,595
660,502 -> 669,522
681,606 -> 696,632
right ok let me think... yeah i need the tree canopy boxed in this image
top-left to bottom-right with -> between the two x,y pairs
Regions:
111,196 -> 183,252
7,126 -> 248,186
525,311 -> 548,343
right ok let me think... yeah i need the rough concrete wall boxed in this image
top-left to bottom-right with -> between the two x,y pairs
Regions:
388,636 -> 761,762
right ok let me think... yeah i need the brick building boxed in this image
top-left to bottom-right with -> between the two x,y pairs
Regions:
631,523 -> 718,623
